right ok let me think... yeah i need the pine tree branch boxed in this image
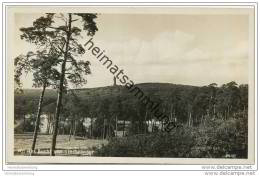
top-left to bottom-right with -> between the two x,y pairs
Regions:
48,26 -> 67,32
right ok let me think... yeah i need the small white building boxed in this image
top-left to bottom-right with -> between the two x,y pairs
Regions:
39,114 -> 49,133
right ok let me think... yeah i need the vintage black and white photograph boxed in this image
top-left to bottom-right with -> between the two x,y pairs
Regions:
7,6 -> 255,164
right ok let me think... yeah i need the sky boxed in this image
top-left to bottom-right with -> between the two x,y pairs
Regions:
14,12 -> 250,89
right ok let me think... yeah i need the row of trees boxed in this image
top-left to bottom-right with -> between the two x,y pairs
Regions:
15,81 -> 248,140
15,13 -> 98,155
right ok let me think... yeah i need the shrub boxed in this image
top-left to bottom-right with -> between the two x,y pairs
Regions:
93,127 -> 195,157
93,113 -> 247,158
191,113 -> 247,158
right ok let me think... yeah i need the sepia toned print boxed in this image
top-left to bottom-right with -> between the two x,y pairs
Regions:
7,6 -> 255,164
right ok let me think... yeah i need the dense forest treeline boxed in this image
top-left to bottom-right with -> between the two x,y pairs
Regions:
15,81 -> 247,134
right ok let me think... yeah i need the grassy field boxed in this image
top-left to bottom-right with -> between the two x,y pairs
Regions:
14,134 -> 108,155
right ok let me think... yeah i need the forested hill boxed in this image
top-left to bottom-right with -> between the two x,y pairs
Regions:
15,82 -> 248,124
15,83 -> 198,107
17,83 -> 197,100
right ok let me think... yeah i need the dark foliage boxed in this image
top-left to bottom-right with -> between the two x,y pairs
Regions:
93,113 -> 247,158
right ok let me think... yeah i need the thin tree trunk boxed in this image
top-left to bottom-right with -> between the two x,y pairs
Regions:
188,112 -> 190,127
62,124 -> 65,135
90,116 -> 93,138
144,110 -> 147,134
243,105 -> 246,118
137,120 -> 140,134
213,105 -> 216,118
46,122 -> 49,134
147,120 -> 150,133
170,104 -> 173,121
188,112 -> 192,127
190,112 -> 192,127
102,118 -> 106,140
69,120 -> 73,141
23,114 -> 26,133
107,122 -> 109,138
81,117 -> 85,138
123,120 -> 125,137
113,76 -> 117,86
50,13 -> 72,156
84,117 -> 86,138
49,115 -> 53,134
115,115 -> 117,137
108,120 -> 110,138
46,114 -> 50,134
31,83 -> 46,155
73,120 -> 77,136
48,114 -> 51,134
151,120 -> 154,132
227,106 -> 230,119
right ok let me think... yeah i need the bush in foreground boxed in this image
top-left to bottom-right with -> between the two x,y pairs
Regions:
93,114 -> 247,158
